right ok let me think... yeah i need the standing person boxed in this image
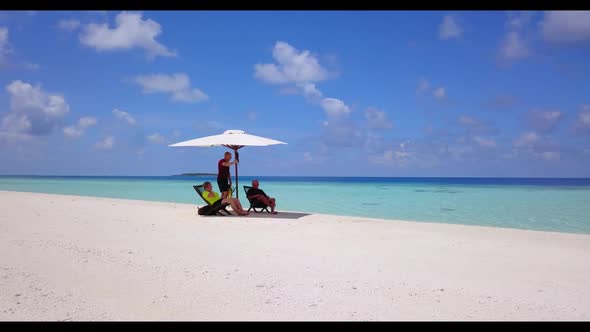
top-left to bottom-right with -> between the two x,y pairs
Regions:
218,151 -> 238,199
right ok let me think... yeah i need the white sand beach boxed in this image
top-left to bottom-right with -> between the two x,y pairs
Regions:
1,190 -> 589,321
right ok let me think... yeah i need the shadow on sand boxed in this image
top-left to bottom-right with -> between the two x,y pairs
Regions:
201,211 -> 311,220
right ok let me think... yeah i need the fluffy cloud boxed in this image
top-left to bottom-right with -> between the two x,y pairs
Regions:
433,87 -> 446,100
527,109 -> 564,133
458,115 -> 481,127
574,104 -> 590,134
58,19 -> 81,31
1,80 -> 70,137
254,41 -> 329,84
79,11 -> 175,59
63,126 -> 83,138
367,140 -> 439,168
513,131 -> 540,148
473,136 -> 497,148
132,73 -> 208,103
365,107 -> 393,129
95,136 -> 114,149
416,78 -> 447,103
112,108 -> 136,125
536,151 -> 560,161
439,15 -> 463,40
540,11 -> 590,44
78,117 -> 98,128
147,133 -> 166,144
499,31 -> 530,60
506,11 -> 533,30
499,12 -> 532,62
321,118 -> 362,147
23,62 -> 40,71
297,82 -> 323,101
321,98 -> 350,117
255,41 -> 352,120
0,27 -> 11,61
63,116 -> 97,138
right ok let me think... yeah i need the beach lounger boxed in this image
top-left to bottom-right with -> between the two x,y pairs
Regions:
243,185 -> 271,213
193,185 -> 232,216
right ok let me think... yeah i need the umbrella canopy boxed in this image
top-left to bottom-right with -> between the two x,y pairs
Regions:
169,130 -> 287,197
169,130 -> 287,148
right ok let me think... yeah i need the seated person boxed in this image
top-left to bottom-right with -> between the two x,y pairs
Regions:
202,181 -> 249,216
246,179 -> 277,214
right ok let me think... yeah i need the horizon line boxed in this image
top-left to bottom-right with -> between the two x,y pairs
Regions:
2,174 -> 590,180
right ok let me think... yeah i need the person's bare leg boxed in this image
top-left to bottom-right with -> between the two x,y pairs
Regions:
269,198 -> 276,213
258,196 -> 277,213
231,198 -> 248,216
236,199 -> 249,215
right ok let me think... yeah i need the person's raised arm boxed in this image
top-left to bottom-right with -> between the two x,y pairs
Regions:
221,160 -> 238,167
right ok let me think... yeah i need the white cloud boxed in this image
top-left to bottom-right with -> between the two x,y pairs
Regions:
79,11 -> 175,59
506,11 -> 533,30
499,12 -> 533,63
254,41 -> 329,84
132,73 -> 208,103
255,41 -> 353,130
365,107 -> 393,129
369,149 -> 412,166
473,136 -> 497,148
540,11 -> 590,44
134,73 -> 188,92
78,116 -> 97,128
58,19 -> 81,31
574,104 -> 590,133
171,88 -> 208,103
147,133 -> 166,144
433,87 -> 446,100
458,115 -> 481,127
63,126 -> 83,138
537,151 -> 560,161
513,131 -> 540,148
63,116 -> 97,139
439,15 -> 463,40
527,109 -> 564,133
23,62 -> 40,70
499,31 -> 530,60
0,27 -> 11,61
297,82 -> 323,101
95,136 -> 114,149
112,108 -> 136,125
1,80 -> 70,137
321,118 -> 363,147
321,98 -> 350,117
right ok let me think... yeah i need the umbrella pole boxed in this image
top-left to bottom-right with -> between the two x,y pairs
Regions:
234,149 -> 239,198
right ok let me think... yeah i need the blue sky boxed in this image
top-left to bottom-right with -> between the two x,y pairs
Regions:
1,10 -> 590,177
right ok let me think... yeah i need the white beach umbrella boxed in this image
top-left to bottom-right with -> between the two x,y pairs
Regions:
169,129 -> 287,197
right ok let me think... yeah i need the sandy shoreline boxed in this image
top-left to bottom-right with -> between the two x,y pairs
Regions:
1,190 -> 589,320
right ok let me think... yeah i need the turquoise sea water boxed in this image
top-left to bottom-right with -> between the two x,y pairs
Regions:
1,176 -> 590,234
